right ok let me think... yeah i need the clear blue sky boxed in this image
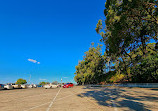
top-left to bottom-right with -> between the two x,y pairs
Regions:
0,0 -> 106,84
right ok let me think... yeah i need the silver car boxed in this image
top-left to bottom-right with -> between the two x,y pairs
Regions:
4,84 -> 13,90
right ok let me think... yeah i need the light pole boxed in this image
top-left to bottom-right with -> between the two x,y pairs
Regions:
61,78 -> 62,87
28,74 -> 31,85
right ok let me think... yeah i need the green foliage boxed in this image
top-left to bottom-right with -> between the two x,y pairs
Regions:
75,1 -> 158,84
101,71 -> 125,83
96,0 -> 158,57
121,43 -> 158,82
39,81 -> 49,86
110,73 -> 125,83
16,78 -> 27,84
131,45 -> 158,83
74,43 -> 105,85
94,0 -> 158,83
131,54 -> 158,83
104,71 -> 116,83
74,43 -> 158,84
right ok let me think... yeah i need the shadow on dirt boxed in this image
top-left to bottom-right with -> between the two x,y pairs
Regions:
150,88 -> 158,91
77,87 -> 158,111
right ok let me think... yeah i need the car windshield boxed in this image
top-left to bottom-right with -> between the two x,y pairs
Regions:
65,83 -> 70,85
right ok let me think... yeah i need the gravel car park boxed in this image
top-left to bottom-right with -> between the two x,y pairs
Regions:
1,86 -> 158,111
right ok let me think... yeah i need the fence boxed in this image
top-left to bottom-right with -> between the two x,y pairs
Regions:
86,83 -> 158,88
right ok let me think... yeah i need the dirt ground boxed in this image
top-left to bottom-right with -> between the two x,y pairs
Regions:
0,86 -> 158,111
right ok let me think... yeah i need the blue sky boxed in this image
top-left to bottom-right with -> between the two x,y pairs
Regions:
0,0 -> 106,84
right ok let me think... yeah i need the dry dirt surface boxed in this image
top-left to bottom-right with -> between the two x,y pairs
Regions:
0,86 -> 158,111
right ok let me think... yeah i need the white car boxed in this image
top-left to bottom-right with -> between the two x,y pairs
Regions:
28,84 -> 37,88
11,83 -> 21,89
33,84 -> 37,88
44,84 -> 58,89
4,84 -> 13,90
21,84 -> 27,89
28,84 -> 33,88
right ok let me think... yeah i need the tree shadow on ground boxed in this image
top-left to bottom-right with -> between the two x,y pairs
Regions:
150,88 -> 158,91
77,87 -> 158,111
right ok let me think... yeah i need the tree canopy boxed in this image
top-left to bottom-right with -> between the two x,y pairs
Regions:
39,81 -> 49,86
96,0 -> 158,57
16,78 -> 27,85
130,43 -> 158,82
74,0 -> 158,84
74,43 -> 105,85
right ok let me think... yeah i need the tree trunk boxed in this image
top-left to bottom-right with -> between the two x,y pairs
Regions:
122,57 -> 130,82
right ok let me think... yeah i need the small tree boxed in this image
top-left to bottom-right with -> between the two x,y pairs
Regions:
39,82 -> 50,86
74,43 -> 105,84
16,78 -> 27,84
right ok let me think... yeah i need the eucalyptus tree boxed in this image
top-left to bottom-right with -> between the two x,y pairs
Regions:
74,43 -> 105,84
96,0 -> 158,57
16,78 -> 27,85
130,43 -> 158,82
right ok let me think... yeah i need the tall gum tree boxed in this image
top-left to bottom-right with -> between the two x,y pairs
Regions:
96,0 -> 158,58
74,43 -> 105,84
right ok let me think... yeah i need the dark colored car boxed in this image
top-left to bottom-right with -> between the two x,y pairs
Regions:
63,83 -> 73,88
36,85 -> 43,87
0,84 -> 4,90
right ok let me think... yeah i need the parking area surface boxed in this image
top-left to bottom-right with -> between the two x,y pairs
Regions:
0,86 -> 158,111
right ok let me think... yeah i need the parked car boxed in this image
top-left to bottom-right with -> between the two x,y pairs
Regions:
0,84 -> 4,90
44,83 -> 58,89
63,83 -> 73,88
37,85 -> 42,87
11,83 -> 21,89
28,84 -> 34,88
57,84 -> 62,87
28,84 -> 37,88
33,84 -> 37,88
4,84 -> 13,90
21,84 -> 27,89
28,84 -> 33,88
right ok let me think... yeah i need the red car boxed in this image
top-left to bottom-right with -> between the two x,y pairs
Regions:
63,83 -> 73,88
